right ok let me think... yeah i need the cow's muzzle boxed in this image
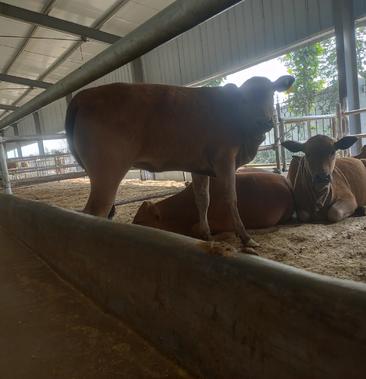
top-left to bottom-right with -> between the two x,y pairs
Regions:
313,173 -> 331,185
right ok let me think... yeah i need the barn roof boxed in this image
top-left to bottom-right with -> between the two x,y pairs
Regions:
1,0 -> 366,136
0,0 -> 174,118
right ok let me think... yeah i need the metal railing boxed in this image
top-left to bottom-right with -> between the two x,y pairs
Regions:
276,102 -> 366,170
0,134 -> 85,193
2,102 -> 366,193
277,111 -> 337,171
0,133 -> 188,193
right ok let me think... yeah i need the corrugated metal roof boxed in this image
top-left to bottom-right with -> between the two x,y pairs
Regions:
0,0 -> 175,118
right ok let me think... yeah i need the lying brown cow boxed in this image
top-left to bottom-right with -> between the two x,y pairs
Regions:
6,161 -> 28,170
133,170 -> 294,237
65,76 -> 294,250
283,135 -> 366,222
353,145 -> 366,159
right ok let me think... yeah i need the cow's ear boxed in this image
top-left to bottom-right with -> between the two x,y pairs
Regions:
282,140 -> 304,152
273,75 -> 295,92
223,83 -> 238,91
334,136 -> 358,150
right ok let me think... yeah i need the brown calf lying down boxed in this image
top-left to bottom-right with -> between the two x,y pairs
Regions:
353,145 -> 366,159
65,76 -> 294,250
133,170 -> 294,237
283,135 -> 366,222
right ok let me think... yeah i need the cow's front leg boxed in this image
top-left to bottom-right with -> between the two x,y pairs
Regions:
216,158 -> 259,250
327,197 -> 357,223
191,174 -> 211,240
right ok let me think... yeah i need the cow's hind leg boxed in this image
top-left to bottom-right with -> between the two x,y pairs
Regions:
191,174 -> 211,240
84,167 -> 129,218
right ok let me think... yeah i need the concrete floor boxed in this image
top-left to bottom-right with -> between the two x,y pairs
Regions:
0,228 -> 191,379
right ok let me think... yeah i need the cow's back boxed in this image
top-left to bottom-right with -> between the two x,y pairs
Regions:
72,83 -> 243,175
333,157 -> 366,205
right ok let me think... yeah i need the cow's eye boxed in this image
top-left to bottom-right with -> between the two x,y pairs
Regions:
330,151 -> 335,157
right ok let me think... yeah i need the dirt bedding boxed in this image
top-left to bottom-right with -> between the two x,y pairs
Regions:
14,178 -> 185,224
14,178 -> 366,283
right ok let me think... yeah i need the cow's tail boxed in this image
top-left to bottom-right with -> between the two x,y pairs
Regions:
65,96 -> 84,169
65,97 -> 116,220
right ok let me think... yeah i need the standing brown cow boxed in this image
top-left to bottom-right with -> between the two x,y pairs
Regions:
65,76 -> 294,250
283,135 -> 366,222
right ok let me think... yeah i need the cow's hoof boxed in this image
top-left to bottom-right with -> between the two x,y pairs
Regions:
201,233 -> 212,241
354,206 -> 366,217
242,247 -> 258,255
246,238 -> 260,248
192,223 -> 212,241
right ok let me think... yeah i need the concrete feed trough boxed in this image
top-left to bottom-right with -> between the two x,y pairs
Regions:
0,193 -> 366,378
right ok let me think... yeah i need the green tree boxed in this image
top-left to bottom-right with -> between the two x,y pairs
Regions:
282,26 -> 366,117
318,27 -> 366,112
204,76 -> 227,87
319,28 -> 366,85
282,43 -> 325,115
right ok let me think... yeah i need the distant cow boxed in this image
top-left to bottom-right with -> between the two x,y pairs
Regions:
65,76 -> 294,250
133,170 -> 294,237
6,161 -> 17,170
6,161 -> 28,170
283,135 -> 366,222
353,145 -> 366,159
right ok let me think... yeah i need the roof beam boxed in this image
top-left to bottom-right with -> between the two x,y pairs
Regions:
2,0 -> 57,75
0,73 -> 51,89
0,2 -> 121,44
0,104 -> 18,111
0,0 -> 244,129
1,0 -> 132,117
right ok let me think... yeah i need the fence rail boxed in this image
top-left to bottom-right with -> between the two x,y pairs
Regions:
2,103 -> 366,193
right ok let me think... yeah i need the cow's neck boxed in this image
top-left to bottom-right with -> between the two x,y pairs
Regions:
296,157 -> 334,213
236,132 -> 265,167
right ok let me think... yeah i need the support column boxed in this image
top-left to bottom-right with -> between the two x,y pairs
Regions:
334,0 -> 361,152
33,112 -> 45,156
66,93 -> 73,105
12,124 -> 22,158
0,136 -> 12,194
131,58 -> 144,83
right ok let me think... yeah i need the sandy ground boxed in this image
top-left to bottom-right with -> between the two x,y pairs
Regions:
14,178 -> 366,283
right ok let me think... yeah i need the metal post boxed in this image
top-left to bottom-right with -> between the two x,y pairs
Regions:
66,93 -> 73,105
336,103 -> 343,140
331,117 -> 337,139
0,137 -> 12,194
12,124 -> 22,158
273,105 -> 281,173
33,112 -> 45,156
276,103 -> 287,172
334,0 -> 361,154
336,102 -> 343,156
131,58 -> 144,83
